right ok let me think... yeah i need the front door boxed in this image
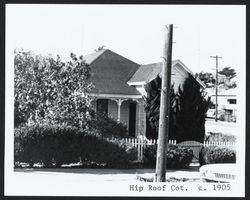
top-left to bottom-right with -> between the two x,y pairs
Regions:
129,102 -> 136,137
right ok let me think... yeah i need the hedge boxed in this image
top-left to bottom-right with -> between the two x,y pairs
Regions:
204,132 -> 236,143
143,144 -> 193,169
14,125 -> 137,168
199,146 -> 236,166
78,134 -> 137,168
89,113 -> 128,139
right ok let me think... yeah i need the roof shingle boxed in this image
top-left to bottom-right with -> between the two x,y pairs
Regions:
128,60 -> 179,84
86,49 -> 141,96
128,60 -> 205,88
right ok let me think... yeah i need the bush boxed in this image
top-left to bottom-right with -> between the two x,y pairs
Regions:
14,125 -> 137,168
199,146 -> 236,166
204,132 -> 236,143
144,74 -> 210,143
89,113 -> 128,139
14,50 -> 92,128
143,144 -> 193,169
79,135 -> 137,168
14,125 -> 81,167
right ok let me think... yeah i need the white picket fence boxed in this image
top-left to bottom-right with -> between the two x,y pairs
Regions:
122,137 -> 236,161
123,138 -> 177,161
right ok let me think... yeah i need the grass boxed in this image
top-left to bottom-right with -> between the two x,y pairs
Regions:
136,175 -> 200,182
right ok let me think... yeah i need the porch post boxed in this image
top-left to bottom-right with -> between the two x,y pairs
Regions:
137,99 -> 146,137
116,99 -> 125,122
111,98 -> 124,122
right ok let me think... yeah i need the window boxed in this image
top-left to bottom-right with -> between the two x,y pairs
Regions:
96,99 -> 108,114
228,99 -> 236,104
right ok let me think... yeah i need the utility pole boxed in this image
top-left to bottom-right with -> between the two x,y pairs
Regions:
154,24 -> 173,182
210,55 -> 222,122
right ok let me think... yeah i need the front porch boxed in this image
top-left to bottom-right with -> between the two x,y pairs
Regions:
89,94 -> 146,137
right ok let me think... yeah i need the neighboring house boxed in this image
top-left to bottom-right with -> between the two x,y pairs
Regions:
217,74 -> 228,84
227,76 -> 237,88
83,49 -> 204,137
207,88 -> 237,122
230,76 -> 237,84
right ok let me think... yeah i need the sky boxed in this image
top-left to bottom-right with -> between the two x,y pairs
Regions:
6,4 -> 245,74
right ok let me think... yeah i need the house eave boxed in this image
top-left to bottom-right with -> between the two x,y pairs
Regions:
89,93 -> 143,99
211,95 -> 237,97
127,81 -> 146,86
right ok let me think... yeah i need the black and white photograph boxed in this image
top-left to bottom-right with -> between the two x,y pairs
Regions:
5,4 -> 246,197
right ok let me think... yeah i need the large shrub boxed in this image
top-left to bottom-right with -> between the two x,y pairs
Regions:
204,132 -> 236,143
143,144 -> 193,169
173,75 -> 210,143
14,125 -> 81,167
14,50 -> 92,128
78,135 -> 137,168
144,76 -> 176,140
14,125 -> 137,168
144,74 -> 211,143
89,113 -> 128,139
199,146 -> 236,166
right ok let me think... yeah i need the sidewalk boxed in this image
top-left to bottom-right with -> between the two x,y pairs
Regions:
14,167 -> 201,182
7,167 -> 202,196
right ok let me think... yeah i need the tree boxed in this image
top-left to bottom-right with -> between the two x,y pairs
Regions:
218,67 -> 236,79
144,76 -> 176,139
196,71 -> 215,87
14,50 -> 93,127
173,74 -> 211,143
144,74 -> 211,143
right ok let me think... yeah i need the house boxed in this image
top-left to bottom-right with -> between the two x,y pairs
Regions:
217,74 -> 228,84
127,59 -> 205,94
83,49 -> 204,137
210,88 -> 237,122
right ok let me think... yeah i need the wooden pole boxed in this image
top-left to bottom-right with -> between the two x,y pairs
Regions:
210,55 -> 222,122
215,57 -> 218,122
154,24 -> 173,182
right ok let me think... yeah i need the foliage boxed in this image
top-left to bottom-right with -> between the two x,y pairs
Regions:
143,144 -> 193,169
173,74 -> 211,143
144,74 -> 211,143
14,50 -> 92,127
14,125 -> 81,167
196,71 -> 215,87
78,134 -> 137,168
199,146 -> 236,166
197,68 -> 237,89
144,75 -> 176,139
218,67 -> 236,79
89,112 -> 128,139
14,125 -> 137,168
227,81 -> 237,89
204,132 -> 236,143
